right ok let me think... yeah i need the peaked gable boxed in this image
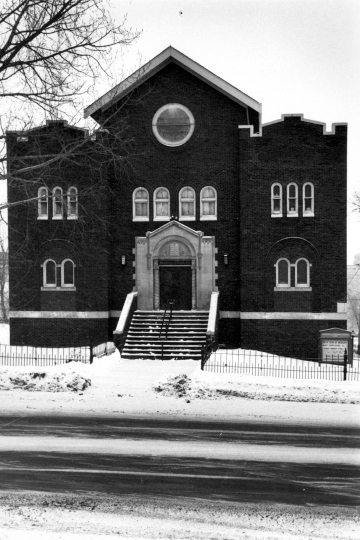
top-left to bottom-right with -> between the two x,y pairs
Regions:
84,46 -> 261,119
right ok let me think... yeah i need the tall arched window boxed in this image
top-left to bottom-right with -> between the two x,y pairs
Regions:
303,183 -> 314,216
275,258 -> 290,287
154,187 -> 170,220
133,188 -> 149,221
295,258 -> 310,287
179,187 -> 195,220
287,183 -> 298,216
52,187 -> 63,219
200,186 -> 217,220
271,183 -> 282,217
67,187 -> 78,219
43,259 -> 57,287
38,187 -> 48,219
61,259 -> 75,287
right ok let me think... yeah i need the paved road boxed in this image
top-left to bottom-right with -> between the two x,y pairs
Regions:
0,415 -> 359,506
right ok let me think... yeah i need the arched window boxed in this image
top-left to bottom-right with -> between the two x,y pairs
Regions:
154,187 -> 170,220
295,258 -> 310,287
52,187 -> 63,219
38,187 -> 48,219
133,188 -> 149,221
287,183 -> 298,216
179,187 -> 195,220
200,186 -> 217,220
303,183 -> 314,216
275,258 -> 290,287
67,187 -> 78,219
43,259 -> 57,287
271,183 -> 282,217
61,259 -> 75,287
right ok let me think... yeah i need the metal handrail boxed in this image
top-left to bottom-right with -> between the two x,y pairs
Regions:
159,300 -> 174,340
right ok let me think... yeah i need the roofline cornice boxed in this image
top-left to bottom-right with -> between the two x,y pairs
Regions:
84,46 -> 261,118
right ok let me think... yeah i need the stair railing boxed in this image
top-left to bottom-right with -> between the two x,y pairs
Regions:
159,300 -> 174,359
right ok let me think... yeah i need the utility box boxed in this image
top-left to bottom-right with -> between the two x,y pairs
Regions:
319,328 -> 353,365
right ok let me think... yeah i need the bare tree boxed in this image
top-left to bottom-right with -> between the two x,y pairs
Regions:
0,0 -> 140,212
0,0 -> 137,115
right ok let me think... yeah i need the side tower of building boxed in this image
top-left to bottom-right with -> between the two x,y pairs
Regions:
238,115 -> 347,357
7,121 -> 110,346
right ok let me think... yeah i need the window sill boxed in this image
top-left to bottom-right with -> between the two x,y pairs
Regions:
41,287 -> 76,291
271,213 -> 283,218
286,213 -> 298,218
67,215 -> 78,220
179,216 -> 195,221
200,216 -> 217,221
274,287 -> 312,292
37,216 -> 48,220
153,217 -> 170,222
303,212 -> 314,218
52,216 -> 63,220
133,217 -> 149,222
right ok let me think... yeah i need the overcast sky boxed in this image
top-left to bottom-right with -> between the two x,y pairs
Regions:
111,0 -> 360,264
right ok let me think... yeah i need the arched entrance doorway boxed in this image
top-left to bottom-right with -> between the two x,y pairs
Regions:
154,240 -> 196,310
134,220 -> 216,311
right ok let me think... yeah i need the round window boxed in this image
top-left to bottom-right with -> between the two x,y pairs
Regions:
152,104 -> 195,147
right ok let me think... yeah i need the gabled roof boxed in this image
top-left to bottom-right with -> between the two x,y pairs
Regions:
84,46 -> 261,118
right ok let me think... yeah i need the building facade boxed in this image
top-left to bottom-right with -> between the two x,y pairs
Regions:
7,47 -> 348,358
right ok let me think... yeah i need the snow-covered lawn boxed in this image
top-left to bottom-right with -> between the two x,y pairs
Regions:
205,347 -> 360,381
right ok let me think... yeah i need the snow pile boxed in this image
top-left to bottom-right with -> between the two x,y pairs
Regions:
0,368 -> 91,392
154,372 -> 360,403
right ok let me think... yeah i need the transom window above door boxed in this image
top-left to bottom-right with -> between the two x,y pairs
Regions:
152,104 -> 195,147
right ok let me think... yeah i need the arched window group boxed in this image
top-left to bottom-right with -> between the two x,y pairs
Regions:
38,187 -> 78,220
42,259 -> 76,288
275,258 -> 311,289
271,183 -> 314,217
133,186 -> 217,221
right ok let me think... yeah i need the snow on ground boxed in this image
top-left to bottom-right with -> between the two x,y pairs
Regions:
0,348 -> 359,427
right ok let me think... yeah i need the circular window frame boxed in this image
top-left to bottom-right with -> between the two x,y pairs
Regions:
152,103 -> 195,147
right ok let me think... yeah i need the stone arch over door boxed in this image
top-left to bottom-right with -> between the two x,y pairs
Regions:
134,221 -> 217,310
154,238 -> 196,310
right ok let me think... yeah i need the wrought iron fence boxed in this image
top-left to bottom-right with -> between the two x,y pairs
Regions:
202,348 -> 360,381
0,345 -> 91,367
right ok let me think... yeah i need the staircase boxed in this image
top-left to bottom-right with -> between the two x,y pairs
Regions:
121,310 -> 209,360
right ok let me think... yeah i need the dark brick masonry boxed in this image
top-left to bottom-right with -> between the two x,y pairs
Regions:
7,58 -> 347,358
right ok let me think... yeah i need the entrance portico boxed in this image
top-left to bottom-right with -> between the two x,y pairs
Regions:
134,221 -> 217,310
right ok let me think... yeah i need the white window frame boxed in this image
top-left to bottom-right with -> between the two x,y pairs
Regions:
303,183 -> 314,217
152,103 -> 195,147
179,186 -> 196,221
38,187 -> 48,220
153,187 -> 170,221
275,258 -> 291,288
295,258 -> 311,288
271,183 -> 282,217
42,259 -> 57,288
67,187 -> 78,220
133,187 -> 149,222
61,259 -> 76,288
52,187 -> 63,220
200,186 -> 217,220
287,183 -> 298,217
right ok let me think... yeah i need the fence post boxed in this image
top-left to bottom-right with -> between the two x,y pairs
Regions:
90,345 -> 94,365
161,342 -> 164,361
343,348 -> 348,381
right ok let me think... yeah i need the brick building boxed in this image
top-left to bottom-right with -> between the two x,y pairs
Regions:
7,47 -> 347,358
